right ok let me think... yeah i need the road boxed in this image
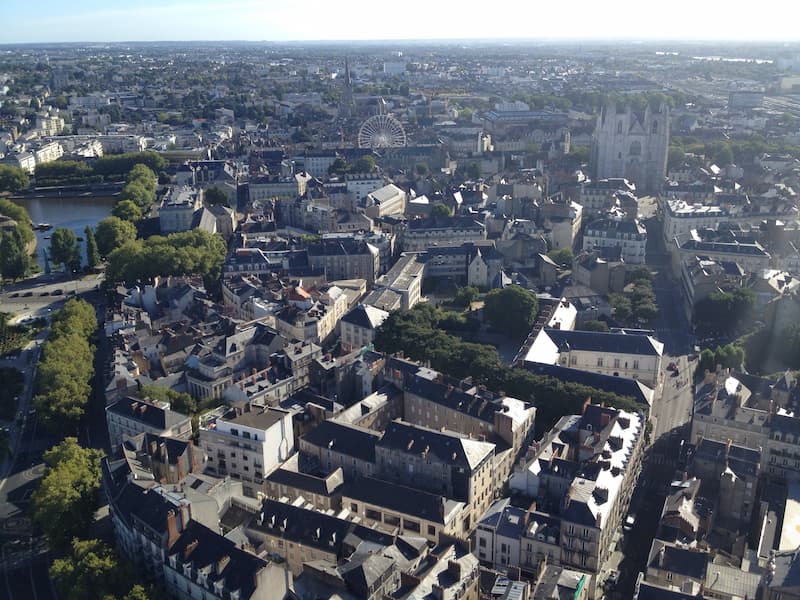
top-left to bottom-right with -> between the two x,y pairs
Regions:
0,271 -> 103,324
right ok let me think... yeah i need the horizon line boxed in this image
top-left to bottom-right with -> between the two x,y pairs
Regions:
2,37 -> 800,47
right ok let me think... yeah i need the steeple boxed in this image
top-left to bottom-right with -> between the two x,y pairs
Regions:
338,57 -> 356,120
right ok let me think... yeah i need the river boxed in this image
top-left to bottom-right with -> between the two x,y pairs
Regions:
13,195 -> 115,270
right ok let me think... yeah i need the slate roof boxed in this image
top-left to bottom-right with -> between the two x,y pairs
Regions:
341,304 -> 389,330
168,519 -> 268,599
407,216 -> 484,231
648,541 -> 708,580
525,362 -> 653,406
342,477 -> 462,524
543,328 -> 663,356
378,420 -> 494,471
107,396 -> 190,431
301,420 -> 381,463
265,468 -> 342,497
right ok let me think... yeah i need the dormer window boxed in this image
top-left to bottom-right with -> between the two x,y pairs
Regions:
169,555 -> 177,569
182,563 -> 192,578
214,580 -> 225,595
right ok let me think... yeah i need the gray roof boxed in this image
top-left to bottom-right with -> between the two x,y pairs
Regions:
543,328 -> 663,356
107,396 -> 190,431
301,420 -> 381,463
341,304 -> 389,330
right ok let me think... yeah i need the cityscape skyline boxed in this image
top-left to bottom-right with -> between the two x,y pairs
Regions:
2,0 -> 800,45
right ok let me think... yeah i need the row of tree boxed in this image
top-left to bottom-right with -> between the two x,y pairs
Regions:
34,151 -> 166,186
31,439 -> 151,599
696,344 -> 747,375
105,229 -> 227,285
33,299 -> 97,434
374,304 -> 642,434
113,163 -> 158,218
693,287 -> 755,337
0,164 -> 29,194
0,198 -> 36,281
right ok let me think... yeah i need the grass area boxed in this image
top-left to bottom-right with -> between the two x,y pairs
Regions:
0,366 -> 24,420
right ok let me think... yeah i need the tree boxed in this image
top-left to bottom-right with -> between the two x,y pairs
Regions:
111,199 -> 143,223
484,286 -> 538,339
328,157 -> 349,176
31,438 -> 102,550
430,202 -> 452,218
0,164 -> 29,193
127,163 -> 157,192
465,162 -> 481,180
712,143 -> 734,167
547,248 -> 574,267
0,229 -> 31,280
119,182 -> 154,212
454,286 -> 479,308
581,320 -> 610,332
95,217 -> 137,257
609,293 -> 632,321
204,186 -> 229,206
50,227 -> 79,271
84,225 -> 99,269
352,155 -> 376,173
50,538 -> 135,600
0,198 -> 35,252
668,145 -> 686,171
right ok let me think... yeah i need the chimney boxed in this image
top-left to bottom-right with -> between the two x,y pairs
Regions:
184,539 -> 199,559
149,439 -> 158,455
166,510 -> 180,548
658,544 -> 666,567
216,555 -> 231,574
582,398 -> 591,414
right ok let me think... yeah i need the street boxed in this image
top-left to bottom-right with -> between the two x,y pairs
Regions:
0,271 -> 103,324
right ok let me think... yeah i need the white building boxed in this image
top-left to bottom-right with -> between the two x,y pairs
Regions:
200,404 -> 294,497
583,217 -> 647,264
340,304 -> 389,352
524,328 -> 664,388
364,184 -> 407,219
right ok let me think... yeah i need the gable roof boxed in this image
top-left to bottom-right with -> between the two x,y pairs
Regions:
301,420 -> 381,463
543,328 -> 663,356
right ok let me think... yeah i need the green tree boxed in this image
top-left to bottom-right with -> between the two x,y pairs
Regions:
352,155 -> 376,173
484,286 -> 538,339
119,182 -> 154,212
31,438 -> 103,550
84,225 -> 100,269
580,320 -> 610,332
0,198 -> 34,246
50,227 -> 80,271
609,293 -> 632,321
127,163 -> 157,192
204,186 -> 229,206
50,538 -> 134,600
0,229 -> 31,280
547,248 -> 574,267
454,286 -> 479,307
111,199 -> 143,223
430,202 -> 452,218
328,157 -> 349,176
712,143 -> 734,167
0,164 -> 29,193
668,145 -> 686,171
95,217 -> 137,257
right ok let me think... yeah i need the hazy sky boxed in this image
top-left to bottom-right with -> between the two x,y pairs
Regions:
1,0 -> 799,44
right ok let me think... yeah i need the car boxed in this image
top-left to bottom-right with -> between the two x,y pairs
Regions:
39,291 -> 49,296
52,289 -> 64,296
667,362 -> 677,371
10,292 -> 19,298
23,291 -> 33,297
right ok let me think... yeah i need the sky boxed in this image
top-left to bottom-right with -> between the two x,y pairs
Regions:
1,0 -> 799,45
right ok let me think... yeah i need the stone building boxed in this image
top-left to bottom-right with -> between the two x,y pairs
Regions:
592,103 -> 669,194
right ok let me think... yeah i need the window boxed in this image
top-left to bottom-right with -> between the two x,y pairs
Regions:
597,357 -> 604,367
652,121 -> 658,134
231,429 -> 239,437
633,360 -> 639,370
666,572 -> 673,582
613,358 -> 620,368
428,525 -> 436,537
478,538 -> 486,548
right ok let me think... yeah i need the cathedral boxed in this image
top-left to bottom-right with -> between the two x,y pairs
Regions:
591,102 -> 670,194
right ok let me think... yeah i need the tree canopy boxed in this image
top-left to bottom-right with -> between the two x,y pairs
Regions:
694,287 -> 755,336
50,538 -> 139,600
0,164 -> 29,193
33,299 -> 96,434
111,199 -> 143,223
50,227 -> 80,272
204,186 -> 229,206
430,202 -> 452,218
31,438 -> 103,550
106,229 -> 227,284
484,286 -> 538,339
95,216 -> 137,257
84,225 -> 100,269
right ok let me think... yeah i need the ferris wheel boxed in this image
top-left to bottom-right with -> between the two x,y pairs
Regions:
357,114 -> 407,149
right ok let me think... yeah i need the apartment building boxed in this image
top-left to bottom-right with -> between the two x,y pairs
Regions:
510,403 -> 645,596
200,404 -> 294,497
339,303 -> 389,352
306,238 -> 380,284
402,216 -> 486,252
106,396 -> 192,447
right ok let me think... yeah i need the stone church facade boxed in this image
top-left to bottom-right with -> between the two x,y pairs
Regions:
591,103 -> 670,194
